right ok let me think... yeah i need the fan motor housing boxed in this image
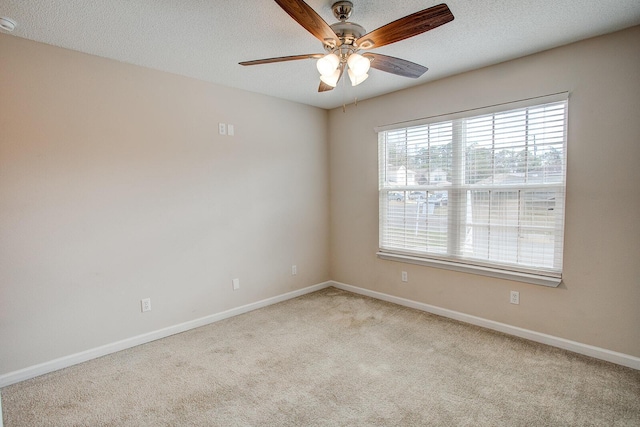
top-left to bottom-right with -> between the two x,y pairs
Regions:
329,22 -> 365,47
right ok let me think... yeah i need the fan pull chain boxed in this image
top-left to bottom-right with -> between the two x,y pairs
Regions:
341,66 -> 348,113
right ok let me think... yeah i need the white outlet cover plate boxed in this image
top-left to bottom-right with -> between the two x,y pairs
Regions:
510,291 -> 520,304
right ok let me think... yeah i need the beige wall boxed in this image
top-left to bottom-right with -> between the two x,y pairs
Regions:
0,34 -> 330,374
1,25 -> 639,378
329,26 -> 640,357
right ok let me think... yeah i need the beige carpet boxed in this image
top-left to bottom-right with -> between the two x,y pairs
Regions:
2,287 -> 639,426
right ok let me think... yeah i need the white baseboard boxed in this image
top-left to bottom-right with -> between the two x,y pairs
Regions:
330,281 -> 640,371
3,279 -> 637,390
0,282 -> 332,388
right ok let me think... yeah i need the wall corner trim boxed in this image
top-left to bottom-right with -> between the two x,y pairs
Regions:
0,282 -> 333,388
330,281 -> 640,370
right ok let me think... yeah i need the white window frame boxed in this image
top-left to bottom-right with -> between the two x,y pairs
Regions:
376,93 -> 569,287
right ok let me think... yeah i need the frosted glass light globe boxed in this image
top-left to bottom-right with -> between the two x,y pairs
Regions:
316,53 -> 339,76
348,69 -> 369,86
347,53 -> 370,76
320,68 -> 341,87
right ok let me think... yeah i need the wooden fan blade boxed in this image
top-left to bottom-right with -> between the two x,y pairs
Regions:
356,3 -> 454,50
274,0 -> 341,47
364,53 -> 428,78
318,81 -> 334,92
239,54 -> 323,66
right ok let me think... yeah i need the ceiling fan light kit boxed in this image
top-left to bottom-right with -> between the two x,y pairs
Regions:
240,0 -> 454,93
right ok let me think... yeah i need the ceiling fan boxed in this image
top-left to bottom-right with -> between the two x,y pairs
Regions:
239,0 -> 454,92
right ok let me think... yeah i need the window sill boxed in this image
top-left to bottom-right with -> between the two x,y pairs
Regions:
376,252 -> 561,287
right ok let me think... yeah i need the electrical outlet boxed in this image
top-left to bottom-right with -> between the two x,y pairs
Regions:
510,291 -> 520,305
141,298 -> 151,312
291,265 -> 297,275
232,278 -> 240,290
219,123 -> 226,135
401,271 -> 408,282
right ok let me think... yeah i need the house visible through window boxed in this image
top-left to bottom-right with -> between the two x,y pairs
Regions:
377,94 -> 568,286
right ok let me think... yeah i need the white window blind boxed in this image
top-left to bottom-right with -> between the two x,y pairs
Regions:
378,95 -> 568,285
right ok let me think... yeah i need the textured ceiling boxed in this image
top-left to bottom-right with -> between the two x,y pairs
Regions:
1,0 -> 640,109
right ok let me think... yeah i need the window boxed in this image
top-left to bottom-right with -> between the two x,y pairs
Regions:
377,94 -> 568,286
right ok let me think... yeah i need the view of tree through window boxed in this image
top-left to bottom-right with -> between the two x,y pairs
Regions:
379,99 -> 568,278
